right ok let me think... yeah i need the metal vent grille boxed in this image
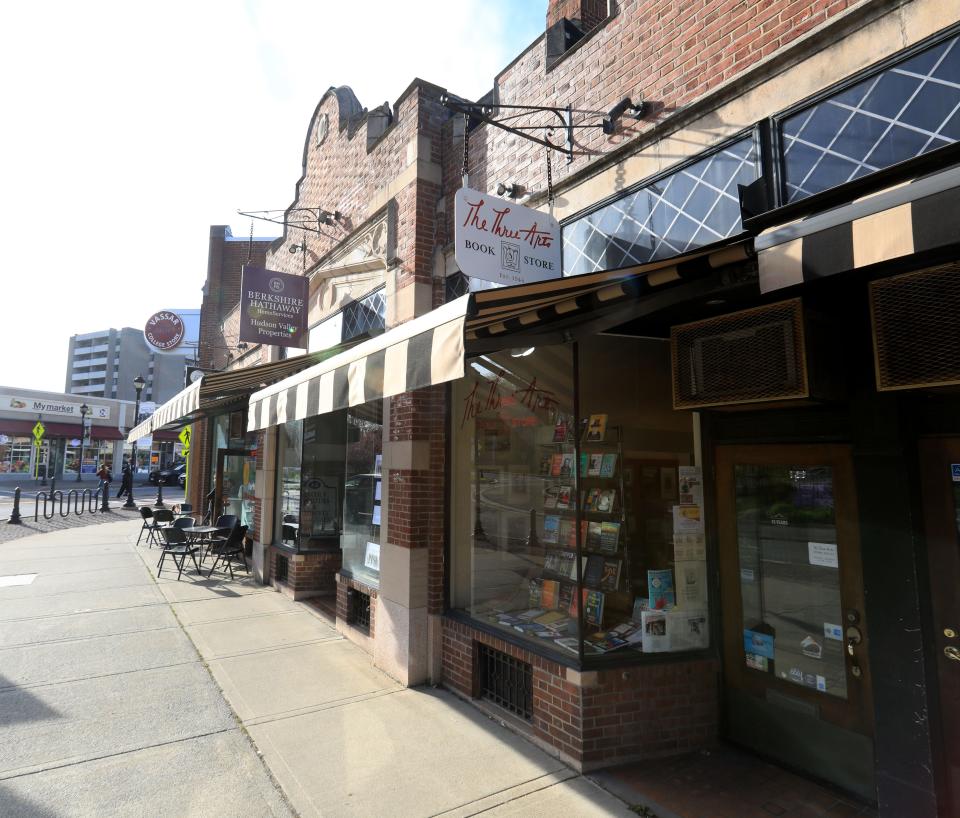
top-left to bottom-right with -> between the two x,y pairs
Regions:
671,299 -> 808,409
871,263 -> 960,391
347,588 -> 371,634
477,643 -> 533,721
275,554 -> 289,583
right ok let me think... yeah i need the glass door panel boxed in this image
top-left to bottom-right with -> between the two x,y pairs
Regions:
216,449 -> 256,529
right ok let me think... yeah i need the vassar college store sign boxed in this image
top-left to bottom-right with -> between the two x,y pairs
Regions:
455,187 -> 561,286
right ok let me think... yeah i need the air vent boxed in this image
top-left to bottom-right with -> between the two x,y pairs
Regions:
870,263 -> 960,391
477,643 -> 533,721
671,299 -> 809,409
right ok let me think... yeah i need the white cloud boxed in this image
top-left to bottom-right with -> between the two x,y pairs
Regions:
0,0 -> 544,391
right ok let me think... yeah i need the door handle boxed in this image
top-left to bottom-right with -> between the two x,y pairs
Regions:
945,646 -> 960,662
846,626 -> 862,657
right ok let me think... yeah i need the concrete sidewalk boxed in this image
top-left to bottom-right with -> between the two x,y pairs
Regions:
0,518 -> 635,817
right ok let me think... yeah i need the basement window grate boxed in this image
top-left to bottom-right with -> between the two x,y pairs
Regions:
477,643 -> 533,721
275,554 -> 289,583
347,588 -> 371,634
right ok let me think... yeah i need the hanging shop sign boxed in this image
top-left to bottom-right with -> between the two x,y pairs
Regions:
239,266 -> 308,349
144,311 -> 186,352
3,395 -> 110,420
454,187 -> 561,286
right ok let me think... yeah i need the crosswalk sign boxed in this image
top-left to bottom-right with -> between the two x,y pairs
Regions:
178,427 -> 191,447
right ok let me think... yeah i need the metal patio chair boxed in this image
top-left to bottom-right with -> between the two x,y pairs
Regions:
158,526 -> 202,581
207,524 -> 249,580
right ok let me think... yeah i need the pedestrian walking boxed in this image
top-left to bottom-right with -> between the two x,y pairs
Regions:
116,457 -> 132,498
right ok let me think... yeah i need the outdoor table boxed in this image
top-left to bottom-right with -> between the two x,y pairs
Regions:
181,525 -> 224,561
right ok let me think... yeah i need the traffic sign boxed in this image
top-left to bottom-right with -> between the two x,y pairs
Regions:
178,426 -> 191,446
32,421 -> 45,442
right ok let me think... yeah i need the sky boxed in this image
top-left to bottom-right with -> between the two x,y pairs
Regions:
0,0 -> 546,392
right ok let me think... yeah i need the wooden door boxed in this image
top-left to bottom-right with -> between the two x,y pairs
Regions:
919,438 -> 960,815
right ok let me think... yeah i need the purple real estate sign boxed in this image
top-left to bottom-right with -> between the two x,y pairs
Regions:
239,266 -> 308,349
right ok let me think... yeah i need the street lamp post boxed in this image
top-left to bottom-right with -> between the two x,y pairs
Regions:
77,403 -> 89,482
123,375 -> 146,510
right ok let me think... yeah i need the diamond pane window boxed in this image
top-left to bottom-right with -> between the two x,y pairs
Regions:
342,289 -> 385,342
563,135 -> 759,276
781,34 -> 960,202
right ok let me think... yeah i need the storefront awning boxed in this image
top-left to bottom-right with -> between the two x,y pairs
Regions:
126,351 -> 342,442
756,163 -> 960,294
0,420 -> 125,440
247,241 -> 753,431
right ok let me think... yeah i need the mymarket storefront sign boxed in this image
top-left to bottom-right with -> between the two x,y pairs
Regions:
1,395 -> 111,420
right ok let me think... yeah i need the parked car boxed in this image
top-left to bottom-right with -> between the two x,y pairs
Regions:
148,463 -> 186,486
178,471 -> 187,488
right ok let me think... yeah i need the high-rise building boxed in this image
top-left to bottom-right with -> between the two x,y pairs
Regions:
65,310 -> 200,404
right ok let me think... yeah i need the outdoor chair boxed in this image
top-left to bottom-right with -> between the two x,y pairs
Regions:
207,524 -> 249,580
158,526 -> 202,580
173,517 -> 196,530
144,507 -> 174,548
137,507 -> 154,547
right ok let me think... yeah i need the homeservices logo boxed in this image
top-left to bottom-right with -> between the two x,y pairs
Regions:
269,277 -> 285,293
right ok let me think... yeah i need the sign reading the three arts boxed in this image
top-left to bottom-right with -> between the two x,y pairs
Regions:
239,266 -> 308,349
454,187 -> 561,286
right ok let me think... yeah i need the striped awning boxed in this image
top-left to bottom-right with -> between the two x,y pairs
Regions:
756,164 -> 960,294
247,241 -> 752,430
126,350 -> 341,442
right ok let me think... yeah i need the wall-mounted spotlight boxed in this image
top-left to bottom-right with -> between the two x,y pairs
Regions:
496,181 -> 525,199
602,97 -> 646,134
288,240 -> 307,254
318,209 -> 343,226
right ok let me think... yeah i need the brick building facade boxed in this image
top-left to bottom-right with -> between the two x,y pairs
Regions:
146,2 -> 960,814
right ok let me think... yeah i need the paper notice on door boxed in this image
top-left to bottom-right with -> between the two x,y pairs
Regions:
808,541 -> 839,568
678,466 -> 703,505
675,560 -> 708,608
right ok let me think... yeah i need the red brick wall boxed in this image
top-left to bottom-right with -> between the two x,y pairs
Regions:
272,547 -> 342,597
547,0 -> 607,30
442,0 -> 868,217
442,618 -> 719,768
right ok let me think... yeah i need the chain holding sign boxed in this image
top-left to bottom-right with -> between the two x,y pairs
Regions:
454,187 -> 561,286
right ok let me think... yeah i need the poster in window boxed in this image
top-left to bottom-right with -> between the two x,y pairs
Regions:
303,477 -> 339,533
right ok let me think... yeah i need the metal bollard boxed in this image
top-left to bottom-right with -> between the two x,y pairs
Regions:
101,484 -> 110,513
155,481 -> 165,508
50,478 -> 56,497
8,487 -> 22,524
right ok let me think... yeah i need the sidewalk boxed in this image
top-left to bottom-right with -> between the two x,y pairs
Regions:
0,518 -> 634,817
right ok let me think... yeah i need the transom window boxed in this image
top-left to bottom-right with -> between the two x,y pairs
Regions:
562,135 -> 759,276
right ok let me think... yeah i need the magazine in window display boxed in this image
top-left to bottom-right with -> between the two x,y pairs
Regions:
539,454 -> 552,475
579,451 -> 589,477
543,484 -> 560,508
587,521 -> 604,549
552,417 -> 568,442
549,453 -> 563,476
529,579 -> 543,608
600,559 -> 622,592
676,560 -> 707,608
543,515 -> 560,544
587,453 -> 604,476
586,631 -> 630,652
558,518 -> 575,546
558,582 -> 575,614
678,466 -> 703,505
584,554 -> 605,586
595,488 -> 616,514
584,413 -> 608,443
648,568 -> 675,609
584,589 -> 605,626
599,453 -> 618,478
631,596 -> 650,621
672,503 -> 703,533
641,610 -> 669,651
559,453 -> 575,477
599,521 -> 620,552
541,580 -> 560,609
556,485 -> 573,509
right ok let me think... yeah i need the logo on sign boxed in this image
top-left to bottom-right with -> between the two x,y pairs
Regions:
269,277 -> 285,293
144,311 -> 185,351
952,463 -> 960,482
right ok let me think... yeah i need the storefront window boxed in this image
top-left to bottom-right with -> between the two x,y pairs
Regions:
275,413 -> 346,551
340,401 -> 383,588
0,437 -> 32,473
451,337 -> 707,663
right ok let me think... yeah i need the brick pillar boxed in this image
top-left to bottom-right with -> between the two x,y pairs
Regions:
547,0 -> 606,30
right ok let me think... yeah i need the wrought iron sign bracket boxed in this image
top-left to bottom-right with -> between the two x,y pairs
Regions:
440,94 -> 645,164
237,207 -> 344,237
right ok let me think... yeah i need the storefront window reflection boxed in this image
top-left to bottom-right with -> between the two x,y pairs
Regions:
341,401 -> 383,588
451,337 -> 705,662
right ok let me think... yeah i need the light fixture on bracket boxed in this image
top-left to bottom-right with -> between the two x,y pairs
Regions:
288,240 -> 307,255
318,209 -> 342,226
496,181 -> 525,199
440,93 -> 647,164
